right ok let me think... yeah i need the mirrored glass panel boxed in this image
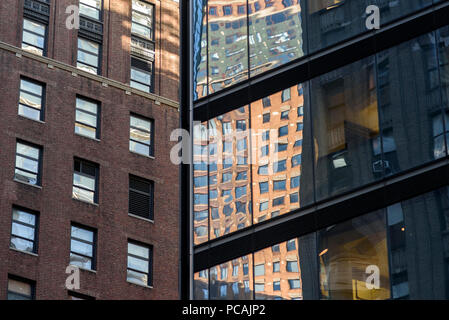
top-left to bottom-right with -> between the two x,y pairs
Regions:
208,0 -> 249,94
210,255 -> 253,300
248,0 -> 305,77
254,239 -> 302,300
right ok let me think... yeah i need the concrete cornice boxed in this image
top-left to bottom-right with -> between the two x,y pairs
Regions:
0,40 -> 180,110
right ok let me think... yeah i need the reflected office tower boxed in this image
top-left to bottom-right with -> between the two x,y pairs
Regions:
184,0 -> 449,300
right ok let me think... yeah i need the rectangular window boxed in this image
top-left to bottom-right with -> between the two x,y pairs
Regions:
275,143 -> 288,152
263,113 -> 270,123
131,0 -> 154,41
273,261 -> 280,272
273,196 -> 285,207
291,175 -> 300,189
131,57 -> 153,93
258,165 -> 269,175
236,171 -> 247,181
127,241 -> 152,286
130,114 -> 154,157
254,264 -> 265,276
286,260 -> 299,272
273,180 -> 286,191
19,77 -> 44,121
10,207 -> 38,253
259,182 -> 269,194
281,110 -> 289,120
273,160 -> 287,173
70,224 -> 96,270
287,239 -> 296,251
7,277 -> 35,300
279,125 -> 288,137
79,0 -> 102,20
77,37 -> 101,74
292,154 -> 301,167
259,201 -> 268,211
288,279 -> 300,289
273,281 -> 281,291
290,192 -> 299,203
129,175 -> 154,220
22,18 -> 46,56
73,158 -> 98,203
262,130 -> 270,141
261,145 -> 269,157
75,97 -> 100,139
15,141 -> 42,186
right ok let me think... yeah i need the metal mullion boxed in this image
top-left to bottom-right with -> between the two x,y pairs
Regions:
21,42 -> 44,51
73,183 -> 95,194
128,252 -> 149,262
76,120 -> 97,130
23,28 -> 45,38
129,138 -> 151,148
130,125 -> 151,134
76,108 -> 97,117
77,57 -> 99,68
16,151 -> 39,162
78,46 -> 99,56
20,102 -> 42,112
70,250 -> 93,260
71,236 -> 93,246
12,219 -> 36,230
131,78 -> 151,87
11,234 -> 35,243
15,166 -> 38,175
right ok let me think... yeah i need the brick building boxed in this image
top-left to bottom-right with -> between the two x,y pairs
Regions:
0,0 -> 180,300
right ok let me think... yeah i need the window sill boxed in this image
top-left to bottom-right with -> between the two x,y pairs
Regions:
128,213 -> 154,224
126,280 -> 153,290
9,247 -> 38,257
18,115 -> 45,124
13,179 -> 42,189
130,151 -> 155,160
72,197 -> 99,207
75,133 -> 100,142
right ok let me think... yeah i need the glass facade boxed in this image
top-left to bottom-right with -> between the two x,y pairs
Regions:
195,185 -> 449,299
188,0 -> 449,301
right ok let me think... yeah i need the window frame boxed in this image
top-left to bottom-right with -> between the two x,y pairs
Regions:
18,76 -> 45,122
69,223 -> 97,271
79,0 -> 103,21
75,95 -> 101,140
72,158 -> 99,204
14,140 -> 43,186
131,0 -> 155,42
127,240 -> 153,287
7,275 -> 35,300
130,56 -> 154,93
77,37 -> 102,75
129,174 -> 154,220
21,17 -> 47,56
10,206 -> 39,254
129,113 -> 155,157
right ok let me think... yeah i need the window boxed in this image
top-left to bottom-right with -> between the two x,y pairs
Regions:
273,196 -> 285,207
19,78 -> 44,121
69,291 -> 95,300
262,130 -> 270,141
22,18 -> 46,56
294,139 -> 302,148
131,57 -> 153,93
273,261 -> 280,272
77,37 -> 101,74
279,125 -> 288,137
286,260 -> 299,272
132,0 -> 154,41
276,143 -> 288,152
70,224 -> 96,270
7,277 -> 34,300
273,180 -> 286,191
273,281 -> 281,291
262,97 -> 271,108
10,207 -> 38,253
235,186 -> 247,198
296,122 -> 303,132
79,0 -> 102,20
273,160 -> 287,173
254,264 -> 265,276
75,97 -> 100,139
73,158 -> 98,203
222,172 -> 232,183
129,175 -> 154,220
259,182 -> 269,194
291,175 -> 300,188
261,145 -> 269,157
255,283 -> 264,292
223,5 -> 232,15
287,239 -> 296,251
236,120 -> 247,131
221,266 -> 228,280
263,113 -> 270,123
15,141 -> 42,186
236,171 -> 247,181
282,88 -> 291,102
288,279 -> 301,289
259,201 -> 268,211
130,114 -> 154,157
127,241 -> 152,286
292,154 -> 301,167
281,110 -> 289,120
272,244 -> 280,252
243,263 -> 249,275
258,165 -> 268,175
290,192 -> 299,203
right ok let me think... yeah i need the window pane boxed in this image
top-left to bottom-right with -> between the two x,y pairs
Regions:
12,223 -> 35,241
127,256 -> 149,273
127,269 -> 148,286
72,186 -> 94,202
73,173 -> 95,191
128,242 -> 149,259
11,237 -> 34,253
12,209 -> 36,225
70,253 -> 92,269
17,143 -> 39,159
70,239 -> 93,257
8,279 -> 31,296
71,226 -> 94,242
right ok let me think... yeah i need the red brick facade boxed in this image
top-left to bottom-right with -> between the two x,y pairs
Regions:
0,0 -> 180,299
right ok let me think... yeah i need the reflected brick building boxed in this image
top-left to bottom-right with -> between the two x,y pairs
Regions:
0,0 -> 179,299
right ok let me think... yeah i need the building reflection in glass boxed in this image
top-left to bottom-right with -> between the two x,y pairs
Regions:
312,56 -> 380,201
209,255 -> 254,300
254,239 -> 302,300
193,121 -> 209,245
194,269 -> 209,300
318,210 -> 391,300
208,106 -> 252,240
248,0 -> 305,77
193,0 -> 208,100
208,0 -> 249,94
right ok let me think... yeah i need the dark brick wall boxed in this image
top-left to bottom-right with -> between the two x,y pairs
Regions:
0,0 -> 180,300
